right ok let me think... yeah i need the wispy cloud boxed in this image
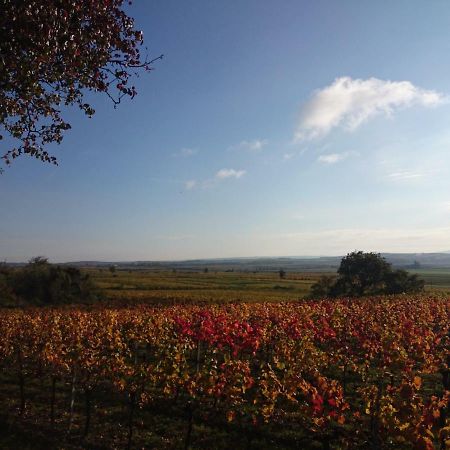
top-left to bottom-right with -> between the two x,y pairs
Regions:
387,170 -> 426,181
174,148 -> 198,157
229,139 -> 268,152
185,180 -> 197,190
317,151 -> 357,164
295,77 -> 445,141
283,152 -> 295,161
215,168 -> 246,179
185,169 -> 246,191
384,164 -> 441,182
281,146 -> 309,162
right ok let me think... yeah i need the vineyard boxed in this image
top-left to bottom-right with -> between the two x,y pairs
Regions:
0,295 -> 449,449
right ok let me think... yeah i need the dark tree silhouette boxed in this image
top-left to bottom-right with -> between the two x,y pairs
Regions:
335,251 -> 391,296
310,251 -> 425,298
2,258 -> 97,305
0,0 -> 162,169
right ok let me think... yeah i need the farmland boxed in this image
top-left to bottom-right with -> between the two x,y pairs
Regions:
408,269 -> 450,292
88,268 -> 450,305
89,269 -> 322,304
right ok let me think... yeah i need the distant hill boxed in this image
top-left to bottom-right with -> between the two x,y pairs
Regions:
6,252 -> 450,272
382,253 -> 450,269
49,252 -> 450,272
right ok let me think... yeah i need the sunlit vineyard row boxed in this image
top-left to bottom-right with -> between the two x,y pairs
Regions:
0,295 -> 448,449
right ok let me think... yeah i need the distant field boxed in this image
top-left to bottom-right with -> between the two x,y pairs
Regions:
88,267 -> 450,304
409,268 -> 450,292
88,269 -> 324,304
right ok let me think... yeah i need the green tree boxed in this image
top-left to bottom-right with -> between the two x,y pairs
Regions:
335,251 -> 391,296
0,0 -> 162,169
28,256 -> 49,266
310,251 -> 425,298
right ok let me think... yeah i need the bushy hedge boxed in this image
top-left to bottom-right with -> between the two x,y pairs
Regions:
0,257 -> 97,306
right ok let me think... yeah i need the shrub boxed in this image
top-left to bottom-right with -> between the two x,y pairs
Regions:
310,275 -> 335,298
2,258 -> 98,306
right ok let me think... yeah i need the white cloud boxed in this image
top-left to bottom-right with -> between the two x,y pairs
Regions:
229,139 -> 268,152
175,148 -> 198,157
295,76 -> 445,141
215,168 -> 246,179
387,170 -> 425,181
184,170 -> 246,191
385,166 -> 440,183
185,180 -> 197,190
317,151 -> 356,164
318,153 -> 344,164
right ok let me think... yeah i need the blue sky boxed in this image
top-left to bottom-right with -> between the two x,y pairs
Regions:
2,0 -> 450,262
